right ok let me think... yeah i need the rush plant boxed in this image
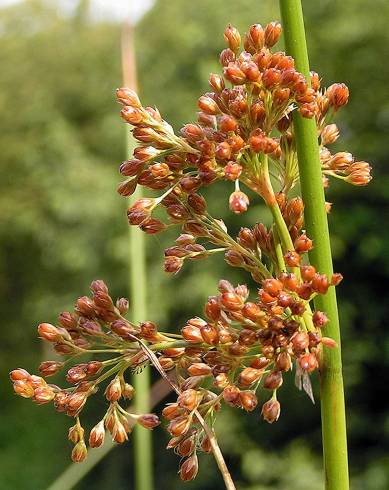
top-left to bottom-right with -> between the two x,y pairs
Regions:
11,16 -> 370,490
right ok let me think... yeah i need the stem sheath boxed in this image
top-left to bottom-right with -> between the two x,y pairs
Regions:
279,2 -> 349,489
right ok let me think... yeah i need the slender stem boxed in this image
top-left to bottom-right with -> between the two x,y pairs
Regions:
279,2 -> 349,489
122,21 -> 153,490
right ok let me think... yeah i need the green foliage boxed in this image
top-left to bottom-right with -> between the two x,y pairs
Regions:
1,0 -> 388,488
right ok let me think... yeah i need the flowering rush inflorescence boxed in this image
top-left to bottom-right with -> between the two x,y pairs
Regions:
12,21 -> 371,484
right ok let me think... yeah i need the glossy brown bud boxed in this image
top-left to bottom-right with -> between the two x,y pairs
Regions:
292,332 -> 310,352
39,361 -> 64,377
326,83 -> 349,108
312,310 -> 329,327
138,414 -> 160,429
263,370 -> 283,390
200,324 -> 219,345
187,363 -> 212,376
222,385 -> 241,405
179,454 -> 199,481
295,234 -> 313,253
71,440 -> 87,463
299,353 -> 318,372
284,251 -> 301,267
89,420 -> 105,448
105,376 -> 122,402
224,24 -> 241,52
261,398 -> 281,423
238,367 -> 262,387
264,21 -> 282,47
209,73 -> 225,92
300,265 -> 316,281
240,391 -> 258,411
38,323 -> 62,342
168,415 -> 191,437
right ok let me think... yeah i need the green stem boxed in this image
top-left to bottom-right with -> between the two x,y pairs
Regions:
279,2 -> 349,489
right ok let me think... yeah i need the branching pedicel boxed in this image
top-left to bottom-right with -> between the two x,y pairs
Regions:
11,22 -> 371,485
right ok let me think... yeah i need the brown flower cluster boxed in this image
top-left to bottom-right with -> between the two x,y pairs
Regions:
11,20 -> 371,485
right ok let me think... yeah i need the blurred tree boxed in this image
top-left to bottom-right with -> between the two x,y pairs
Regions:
1,0 -> 388,488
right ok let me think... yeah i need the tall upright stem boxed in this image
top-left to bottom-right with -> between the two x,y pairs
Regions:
279,2 -> 349,489
122,22 -> 153,490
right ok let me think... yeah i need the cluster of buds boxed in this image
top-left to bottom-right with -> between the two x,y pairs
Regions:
11,279 -> 161,463
12,20 -> 372,485
118,21 -> 371,242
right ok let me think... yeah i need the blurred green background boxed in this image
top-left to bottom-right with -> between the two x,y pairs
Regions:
1,0 -> 388,488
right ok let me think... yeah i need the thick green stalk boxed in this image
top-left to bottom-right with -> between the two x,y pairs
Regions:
279,2 -> 349,489
122,22 -> 153,490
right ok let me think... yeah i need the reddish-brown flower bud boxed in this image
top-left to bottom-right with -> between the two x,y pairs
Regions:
264,21 -> 282,47
262,68 -> 281,89
140,218 -> 167,234
224,24 -> 241,52
221,291 -> 244,311
263,371 -> 283,390
38,323 -> 62,342
276,351 -> 292,372
39,361 -> 63,377
116,87 -> 141,107
13,379 -> 34,398
331,273 -> 343,286
295,234 -> 313,253
71,440 -> 87,463
300,265 -> 316,282
222,385 -> 241,405
284,251 -> 301,267
137,414 -> 160,429
200,324 -> 219,345
321,337 -> 338,349
262,278 -> 283,297
310,71 -> 320,91
312,310 -> 329,327
326,83 -> 349,109
261,398 -> 281,423
215,141 -> 232,160
238,367 -> 262,387
89,420 -> 105,448
179,454 -> 199,481
178,389 -> 202,411
164,256 -> 184,274
219,48 -> 235,67
105,377 -> 122,402
187,363 -> 212,376
292,332 -> 310,353
198,95 -> 220,115
311,273 -> 330,294
251,357 -> 270,369
279,272 -> 299,291
120,106 -> 144,125
10,368 -> 30,382
240,390 -> 258,411
209,73 -> 225,92
229,190 -> 249,214
299,353 -> 318,372
224,64 -> 246,85
168,415 -> 191,437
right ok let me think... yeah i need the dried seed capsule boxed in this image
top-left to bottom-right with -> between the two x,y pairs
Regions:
179,454 -> 199,481
240,391 -> 258,411
177,436 -> 196,457
200,324 -> 219,345
263,278 -> 283,297
162,403 -> 182,421
71,440 -> 87,463
229,190 -> 249,214
137,414 -> 160,429
292,332 -> 310,353
264,21 -> 282,48
300,265 -> 316,281
224,24 -> 241,52
187,363 -> 212,376
178,389 -> 202,411
89,420 -> 105,448
221,292 -> 244,311
263,370 -> 283,390
276,351 -> 292,372
37,323 -> 62,342
284,251 -> 301,267
105,376 -> 122,402
238,367 -> 262,387
39,361 -> 64,377
250,357 -> 270,369
312,311 -> 329,327
222,385 -> 241,405
299,353 -> 319,372
261,398 -> 281,423
168,415 -> 191,437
